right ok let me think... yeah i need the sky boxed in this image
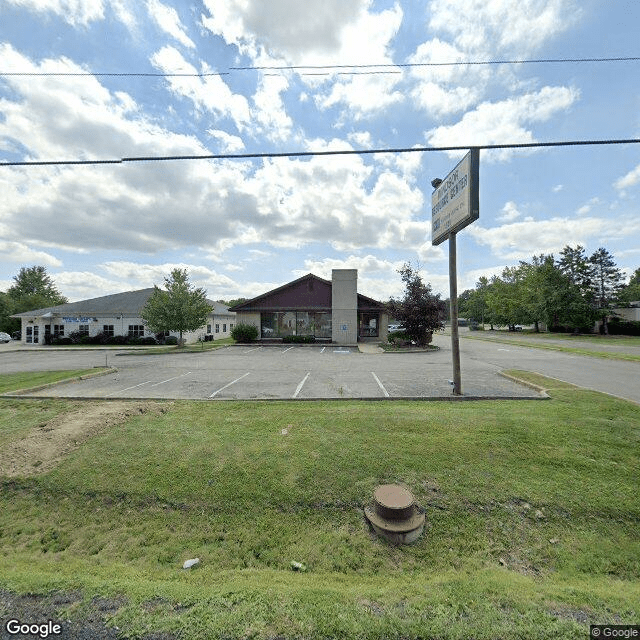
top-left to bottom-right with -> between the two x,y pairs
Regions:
1,0 -> 640,304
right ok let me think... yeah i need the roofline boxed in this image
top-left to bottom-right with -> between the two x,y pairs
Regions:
229,273 -> 332,311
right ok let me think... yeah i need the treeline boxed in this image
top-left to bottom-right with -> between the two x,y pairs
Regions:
0,266 -> 68,334
458,246 -> 640,334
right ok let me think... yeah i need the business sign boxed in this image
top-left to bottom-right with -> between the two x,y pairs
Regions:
62,317 -> 98,323
431,148 -> 479,246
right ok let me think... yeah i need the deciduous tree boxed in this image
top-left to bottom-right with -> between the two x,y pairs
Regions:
387,263 -> 446,346
141,269 -> 212,346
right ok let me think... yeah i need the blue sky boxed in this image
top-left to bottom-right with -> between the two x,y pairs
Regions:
1,0 -> 639,303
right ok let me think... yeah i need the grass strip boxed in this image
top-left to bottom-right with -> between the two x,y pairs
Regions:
462,334 -> 640,362
0,370 -> 110,395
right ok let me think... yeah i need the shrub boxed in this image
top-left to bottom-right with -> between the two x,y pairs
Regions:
231,324 -> 259,343
282,334 -> 315,343
608,318 -> 640,336
164,336 -> 179,345
51,337 -> 72,345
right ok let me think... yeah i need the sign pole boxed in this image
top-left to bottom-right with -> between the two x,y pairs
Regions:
448,231 -> 462,395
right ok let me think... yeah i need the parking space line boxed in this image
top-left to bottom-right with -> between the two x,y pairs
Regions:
209,372 -> 251,397
320,347 -> 326,353
149,371 -> 192,387
282,346 -> 295,353
106,380 -> 152,396
292,372 -> 310,398
243,346 -> 263,354
371,372 -> 390,397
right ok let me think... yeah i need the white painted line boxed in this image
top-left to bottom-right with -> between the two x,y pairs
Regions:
292,372 -> 311,398
371,372 -> 390,397
209,372 -> 251,398
149,371 -> 192,387
497,348 -> 510,351
243,346 -> 263,354
320,347 -> 326,353
282,346 -> 295,353
107,380 -> 152,396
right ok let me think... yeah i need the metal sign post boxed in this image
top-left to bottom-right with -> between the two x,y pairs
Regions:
448,231 -> 462,395
431,148 -> 479,397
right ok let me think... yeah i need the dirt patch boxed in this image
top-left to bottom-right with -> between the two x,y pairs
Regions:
0,402 -> 169,477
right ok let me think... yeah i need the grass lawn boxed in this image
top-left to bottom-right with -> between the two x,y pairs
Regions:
0,371 -> 638,639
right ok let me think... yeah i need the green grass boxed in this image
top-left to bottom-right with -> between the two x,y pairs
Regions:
0,373 -> 639,638
0,370 -> 103,395
122,336 -> 236,355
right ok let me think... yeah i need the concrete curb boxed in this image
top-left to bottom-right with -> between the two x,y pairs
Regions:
497,371 -> 550,398
2,393 -> 548,403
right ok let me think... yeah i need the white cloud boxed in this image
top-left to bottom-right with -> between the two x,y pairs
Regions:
615,164 -> 640,192
426,86 -> 579,161
468,216 -> 613,260
146,0 -> 195,48
576,197 -> 601,216
0,241 -> 63,267
206,129 -> 245,152
150,46 -> 251,129
497,201 -> 521,222
553,184 -> 564,192
201,0 -> 404,118
427,0 -> 579,56
5,0 -> 105,26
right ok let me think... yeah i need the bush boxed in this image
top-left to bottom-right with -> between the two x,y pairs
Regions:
51,337 -> 72,345
282,334 -> 316,343
231,324 -> 259,343
164,336 -> 179,345
608,318 -> 640,336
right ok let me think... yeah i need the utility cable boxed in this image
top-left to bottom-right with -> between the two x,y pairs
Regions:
2,138 -> 640,168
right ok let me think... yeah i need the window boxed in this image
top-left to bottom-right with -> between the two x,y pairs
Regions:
223,323 -> 227,332
207,324 -> 211,334
26,326 -> 32,343
215,324 -> 220,333
33,326 -> 39,343
103,325 -> 114,337
230,323 -> 234,331
260,312 -> 331,338
128,325 -> 144,338
359,313 -> 379,338
79,324 -> 89,336
54,324 -> 64,336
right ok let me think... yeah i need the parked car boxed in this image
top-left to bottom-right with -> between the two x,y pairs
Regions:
11,330 -> 21,340
0,332 -> 12,343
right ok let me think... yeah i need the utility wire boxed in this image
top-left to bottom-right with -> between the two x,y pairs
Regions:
1,56 -> 639,78
2,139 -> 640,168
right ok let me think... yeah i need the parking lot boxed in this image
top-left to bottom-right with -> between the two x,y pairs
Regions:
0,342 -> 540,400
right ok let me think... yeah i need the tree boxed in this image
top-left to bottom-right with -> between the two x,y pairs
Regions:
589,248 -> 624,334
387,263 -> 446,346
4,266 -> 67,334
619,267 -> 640,304
556,245 -> 593,295
141,269 -> 212,345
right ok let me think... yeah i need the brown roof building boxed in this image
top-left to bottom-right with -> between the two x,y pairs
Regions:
229,269 -> 388,344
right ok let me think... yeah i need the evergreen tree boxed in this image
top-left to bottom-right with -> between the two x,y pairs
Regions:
619,267 -> 640,303
556,245 -> 593,295
589,248 -> 624,334
141,269 -> 212,346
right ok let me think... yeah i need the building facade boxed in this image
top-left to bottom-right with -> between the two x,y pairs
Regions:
229,269 -> 388,345
12,288 -> 235,345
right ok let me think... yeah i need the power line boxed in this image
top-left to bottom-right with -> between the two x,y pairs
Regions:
1,55 -> 639,78
2,138 -> 640,168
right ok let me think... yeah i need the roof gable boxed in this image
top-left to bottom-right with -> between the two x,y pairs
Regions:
230,274 -> 332,311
